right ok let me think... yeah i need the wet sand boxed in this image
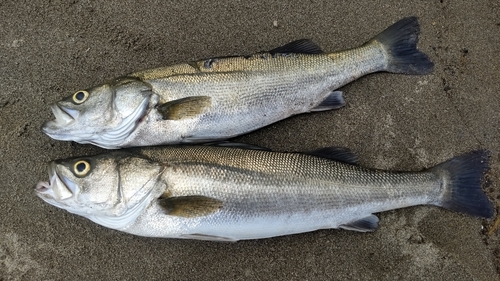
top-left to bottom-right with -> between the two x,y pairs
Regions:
1,1 -> 499,280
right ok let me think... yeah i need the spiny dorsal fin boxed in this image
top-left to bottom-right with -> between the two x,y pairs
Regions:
339,215 -> 379,232
157,96 -> 211,120
306,147 -> 358,164
269,39 -> 324,55
158,195 -> 222,218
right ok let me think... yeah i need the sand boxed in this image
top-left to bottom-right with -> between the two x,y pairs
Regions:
0,1 -> 499,280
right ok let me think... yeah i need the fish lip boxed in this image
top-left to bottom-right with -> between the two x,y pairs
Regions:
35,164 -> 58,200
60,106 -> 79,120
41,104 -> 75,133
35,180 -> 52,194
51,104 -> 74,122
41,104 -> 95,142
35,163 -> 75,202
36,162 -> 55,189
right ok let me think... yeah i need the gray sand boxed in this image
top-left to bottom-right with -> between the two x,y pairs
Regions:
1,1 -> 499,280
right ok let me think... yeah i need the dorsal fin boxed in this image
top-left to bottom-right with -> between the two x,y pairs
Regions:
269,39 -> 324,55
306,147 -> 358,164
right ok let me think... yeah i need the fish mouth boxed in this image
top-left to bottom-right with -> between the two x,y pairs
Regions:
35,163 -> 77,206
41,104 -> 77,137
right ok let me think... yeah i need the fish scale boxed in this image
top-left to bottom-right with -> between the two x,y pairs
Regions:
132,147 -> 440,237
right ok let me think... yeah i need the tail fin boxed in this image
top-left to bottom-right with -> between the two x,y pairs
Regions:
430,150 -> 493,218
372,17 -> 434,74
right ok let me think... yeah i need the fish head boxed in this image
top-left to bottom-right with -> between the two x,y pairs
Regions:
41,78 -> 152,149
35,152 -> 165,230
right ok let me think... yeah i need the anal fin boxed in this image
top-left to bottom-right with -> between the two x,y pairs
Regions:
157,96 -> 211,120
339,215 -> 379,232
180,233 -> 237,242
310,91 -> 345,112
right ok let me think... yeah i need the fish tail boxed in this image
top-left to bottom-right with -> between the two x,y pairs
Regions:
430,150 -> 493,218
372,17 -> 434,74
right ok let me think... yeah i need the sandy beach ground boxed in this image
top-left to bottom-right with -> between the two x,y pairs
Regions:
1,1 -> 499,280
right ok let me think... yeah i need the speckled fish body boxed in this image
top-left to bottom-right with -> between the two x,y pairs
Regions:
42,17 -> 433,149
35,146 -> 492,241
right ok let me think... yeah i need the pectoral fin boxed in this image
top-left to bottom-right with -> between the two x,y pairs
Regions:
339,215 -> 379,232
158,195 -> 222,218
157,96 -> 211,120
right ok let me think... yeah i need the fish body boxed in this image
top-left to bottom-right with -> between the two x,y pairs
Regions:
42,17 -> 433,149
35,146 -> 493,241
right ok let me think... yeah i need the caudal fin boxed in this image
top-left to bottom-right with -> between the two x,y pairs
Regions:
372,17 -> 434,75
430,150 -> 493,218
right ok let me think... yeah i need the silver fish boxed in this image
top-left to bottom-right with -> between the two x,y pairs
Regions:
35,146 -> 492,241
42,17 -> 433,149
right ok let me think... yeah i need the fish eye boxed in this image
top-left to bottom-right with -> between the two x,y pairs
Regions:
72,90 -> 89,104
74,160 -> 91,176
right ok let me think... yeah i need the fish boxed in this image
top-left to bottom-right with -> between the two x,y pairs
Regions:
35,145 -> 493,241
42,17 -> 433,149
